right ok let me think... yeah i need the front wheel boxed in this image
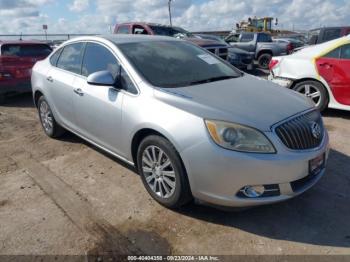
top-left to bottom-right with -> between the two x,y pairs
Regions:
293,80 -> 328,112
137,135 -> 192,208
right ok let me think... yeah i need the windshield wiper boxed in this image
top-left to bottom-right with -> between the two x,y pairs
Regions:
189,75 -> 240,86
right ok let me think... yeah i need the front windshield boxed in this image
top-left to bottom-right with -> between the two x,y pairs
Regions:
149,26 -> 193,38
118,40 -> 241,88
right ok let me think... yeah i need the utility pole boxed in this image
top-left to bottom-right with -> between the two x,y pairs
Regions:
168,0 -> 172,26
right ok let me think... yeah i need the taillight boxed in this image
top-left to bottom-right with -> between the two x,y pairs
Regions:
269,59 -> 279,70
287,43 -> 294,53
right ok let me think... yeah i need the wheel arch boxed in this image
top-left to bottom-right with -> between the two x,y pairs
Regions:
34,90 -> 44,108
131,128 -> 180,169
257,49 -> 273,58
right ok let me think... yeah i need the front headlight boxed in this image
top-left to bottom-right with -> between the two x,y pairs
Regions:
205,120 -> 276,153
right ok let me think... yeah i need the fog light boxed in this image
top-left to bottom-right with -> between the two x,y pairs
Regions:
241,185 -> 265,198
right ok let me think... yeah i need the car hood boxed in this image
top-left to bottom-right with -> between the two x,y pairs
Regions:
154,75 -> 314,131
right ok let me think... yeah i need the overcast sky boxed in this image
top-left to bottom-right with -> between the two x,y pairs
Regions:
0,0 -> 349,35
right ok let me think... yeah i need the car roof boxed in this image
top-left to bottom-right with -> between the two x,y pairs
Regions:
64,34 -> 180,46
118,22 -> 174,28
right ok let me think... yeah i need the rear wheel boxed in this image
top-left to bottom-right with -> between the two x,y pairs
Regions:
293,80 -> 328,112
258,53 -> 272,69
137,135 -> 192,208
37,96 -> 65,138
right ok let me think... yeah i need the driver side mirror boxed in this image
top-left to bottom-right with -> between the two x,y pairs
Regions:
87,70 -> 117,87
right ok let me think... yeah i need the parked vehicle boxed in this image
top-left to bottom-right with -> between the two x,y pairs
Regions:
273,38 -> 305,49
32,35 -> 329,209
269,35 -> 350,112
114,22 -> 228,60
307,26 -> 350,45
0,41 -> 52,102
225,32 -> 292,69
195,34 -> 254,70
277,34 -> 307,44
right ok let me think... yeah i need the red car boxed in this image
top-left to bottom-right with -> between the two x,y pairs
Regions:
0,41 -> 52,102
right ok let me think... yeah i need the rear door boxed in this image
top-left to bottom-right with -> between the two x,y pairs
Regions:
316,44 -> 350,105
46,42 -> 85,129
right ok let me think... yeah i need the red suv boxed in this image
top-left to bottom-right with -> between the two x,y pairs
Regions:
0,41 -> 52,102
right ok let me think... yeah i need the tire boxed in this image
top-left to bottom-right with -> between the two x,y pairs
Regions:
0,95 -> 5,105
292,80 -> 328,112
137,135 -> 192,208
257,53 -> 272,69
37,96 -> 65,138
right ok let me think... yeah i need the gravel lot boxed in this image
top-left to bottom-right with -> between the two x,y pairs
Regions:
0,89 -> 350,257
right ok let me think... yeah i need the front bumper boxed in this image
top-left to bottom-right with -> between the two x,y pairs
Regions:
181,130 -> 329,207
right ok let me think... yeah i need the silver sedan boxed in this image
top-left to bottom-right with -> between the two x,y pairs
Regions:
31,35 -> 329,208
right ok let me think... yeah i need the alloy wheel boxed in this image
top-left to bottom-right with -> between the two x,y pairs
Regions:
141,145 -> 176,199
39,100 -> 53,133
295,84 -> 321,107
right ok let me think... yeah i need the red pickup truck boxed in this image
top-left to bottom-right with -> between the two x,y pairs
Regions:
114,22 -> 229,60
0,40 -> 52,102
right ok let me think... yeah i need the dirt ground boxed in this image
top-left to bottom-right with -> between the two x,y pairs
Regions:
0,93 -> 350,257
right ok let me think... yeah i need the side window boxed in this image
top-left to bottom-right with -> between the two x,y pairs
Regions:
132,25 -> 148,35
340,44 -> 350,60
240,34 -> 254,43
323,29 -> 341,42
257,34 -> 271,42
324,47 -> 341,59
82,43 -> 119,78
82,43 -> 138,94
49,48 -> 62,66
117,25 -> 130,34
57,43 -> 85,74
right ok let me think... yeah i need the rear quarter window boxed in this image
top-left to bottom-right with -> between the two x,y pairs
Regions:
50,48 -> 63,66
57,42 -> 85,75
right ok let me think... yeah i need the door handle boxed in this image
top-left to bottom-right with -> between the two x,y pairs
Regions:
319,63 -> 333,68
46,76 -> 53,82
73,88 -> 84,96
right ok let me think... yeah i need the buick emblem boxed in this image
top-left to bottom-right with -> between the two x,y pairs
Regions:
310,122 -> 321,139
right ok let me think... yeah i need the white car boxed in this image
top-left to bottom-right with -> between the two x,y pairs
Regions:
269,35 -> 350,111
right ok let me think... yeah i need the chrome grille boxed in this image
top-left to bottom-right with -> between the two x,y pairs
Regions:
206,47 -> 228,60
275,111 -> 324,150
